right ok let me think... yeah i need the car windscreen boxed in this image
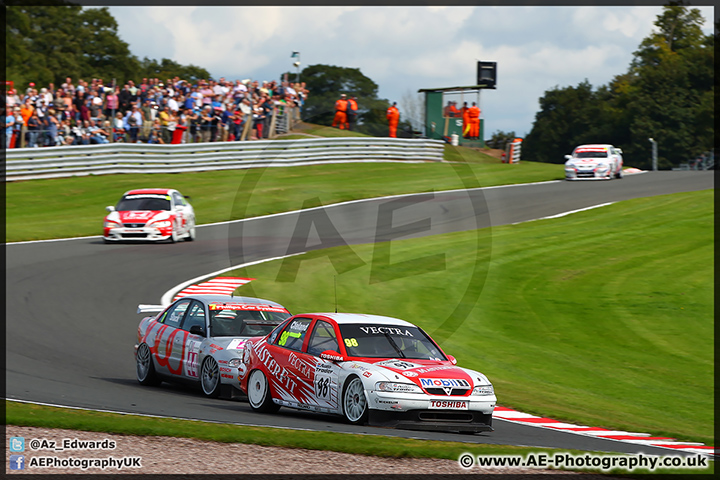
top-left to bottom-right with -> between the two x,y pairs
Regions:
116,194 -> 171,211
575,151 -> 608,158
338,324 -> 447,360
210,308 -> 291,337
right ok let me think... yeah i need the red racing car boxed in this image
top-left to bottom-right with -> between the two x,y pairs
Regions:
239,312 -> 496,433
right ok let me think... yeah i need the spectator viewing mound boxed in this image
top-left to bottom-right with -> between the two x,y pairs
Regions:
4,76 -> 309,149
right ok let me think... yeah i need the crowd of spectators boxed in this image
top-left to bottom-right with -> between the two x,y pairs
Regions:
3,76 -> 309,149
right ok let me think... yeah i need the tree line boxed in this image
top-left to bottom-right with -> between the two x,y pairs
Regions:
6,2 -> 210,90
523,2 -> 715,169
293,64 -> 413,137
6,2 -> 405,138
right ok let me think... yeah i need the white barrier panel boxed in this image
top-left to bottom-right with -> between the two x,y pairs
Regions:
4,137 -> 445,182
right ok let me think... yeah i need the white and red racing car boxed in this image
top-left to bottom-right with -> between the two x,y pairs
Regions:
239,312 -> 496,433
103,188 -> 196,243
564,144 -> 624,180
135,294 -> 291,399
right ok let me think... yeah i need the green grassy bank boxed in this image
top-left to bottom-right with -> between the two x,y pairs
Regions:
223,190 -> 714,445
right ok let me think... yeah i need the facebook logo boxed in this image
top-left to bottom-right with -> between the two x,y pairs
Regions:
9,455 -> 25,470
9,436 -> 25,452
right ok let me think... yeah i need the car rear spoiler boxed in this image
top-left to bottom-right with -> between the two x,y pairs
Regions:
137,304 -> 165,315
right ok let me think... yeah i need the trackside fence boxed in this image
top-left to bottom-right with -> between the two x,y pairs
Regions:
672,149 -> 715,171
3,137 -> 445,182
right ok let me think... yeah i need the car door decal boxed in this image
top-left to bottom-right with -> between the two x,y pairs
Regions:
183,339 -> 201,378
145,322 -> 186,376
249,338 -> 338,410
286,351 -> 335,408
313,362 -> 339,408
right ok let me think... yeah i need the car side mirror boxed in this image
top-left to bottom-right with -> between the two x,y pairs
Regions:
184,195 -> 191,200
106,206 -> 115,212
320,350 -> 346,362
447,355 -> 457,365
189,325 -> 205,337
564,155 -> 572,160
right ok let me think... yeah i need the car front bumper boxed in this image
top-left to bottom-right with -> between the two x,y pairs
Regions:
565,166 -> 612,180
369,408 -> 493,432
366,390 -> 496,432
104,226 -> 172,242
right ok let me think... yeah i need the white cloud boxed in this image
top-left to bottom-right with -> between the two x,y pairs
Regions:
107,5 -> 716,138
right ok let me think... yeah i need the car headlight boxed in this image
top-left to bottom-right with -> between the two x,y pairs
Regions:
227,358 -> 242,368
375,382 -> 423,393
471,385 -> 494,396
104,220 -> 121,228
148,220 -> 172,228
565,163 -> 576,169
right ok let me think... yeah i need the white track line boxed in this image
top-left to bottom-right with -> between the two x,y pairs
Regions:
159,252 -> 304,306
7,181 -> 561,245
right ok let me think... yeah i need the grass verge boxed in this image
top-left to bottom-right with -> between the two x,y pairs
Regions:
6,401 -> 713,475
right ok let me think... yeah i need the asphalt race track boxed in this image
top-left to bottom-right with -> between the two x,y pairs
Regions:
6,170 -> 712,456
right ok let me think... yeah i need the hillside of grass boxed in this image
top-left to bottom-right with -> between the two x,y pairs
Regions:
222,189 -> 714,445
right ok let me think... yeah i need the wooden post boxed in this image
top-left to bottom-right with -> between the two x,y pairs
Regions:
268,107 -> 278,139
241,114 -> 252,141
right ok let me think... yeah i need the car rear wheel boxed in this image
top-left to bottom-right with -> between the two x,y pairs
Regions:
200,357 -> 221,398
136,343 -> 161,386
342,375 -> 368,425
247,369 -> 280,413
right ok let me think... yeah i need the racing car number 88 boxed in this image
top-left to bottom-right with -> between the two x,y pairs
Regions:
344,338 -> 358,347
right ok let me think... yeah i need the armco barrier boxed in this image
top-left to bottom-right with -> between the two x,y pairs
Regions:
4,137 -> 445,182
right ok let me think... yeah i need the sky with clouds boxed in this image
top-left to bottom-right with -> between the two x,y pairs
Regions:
108,5 -> 715,138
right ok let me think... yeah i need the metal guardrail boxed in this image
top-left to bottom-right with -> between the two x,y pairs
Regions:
672,149 -> 715,171
4,137 -> 445,181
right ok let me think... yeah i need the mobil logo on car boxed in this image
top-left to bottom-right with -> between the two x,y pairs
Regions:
420,378 -> 471,388
420,378 -> 472,395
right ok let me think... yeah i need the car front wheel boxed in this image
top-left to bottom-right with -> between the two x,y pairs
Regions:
170,224 -> 179,243
136,343 -> 161,386
342,375 -> 368,425
247,369 -> 280,413
200,357 -> 221,398
186,219 -> 196,241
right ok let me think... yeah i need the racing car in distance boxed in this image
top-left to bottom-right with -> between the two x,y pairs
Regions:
564,144 -> 623,180
135,294 -> 292,399
239,312 -> 496,433
103,188 -> 196,243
